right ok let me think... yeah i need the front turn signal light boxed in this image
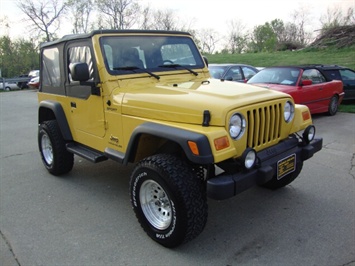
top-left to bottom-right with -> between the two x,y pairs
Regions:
302,111 -> 311,121
188,141 -> 199,155
214,136 -> 230,151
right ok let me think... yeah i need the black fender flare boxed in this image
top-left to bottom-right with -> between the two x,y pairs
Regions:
38,100 -> 73,141
124,122 -> 214,165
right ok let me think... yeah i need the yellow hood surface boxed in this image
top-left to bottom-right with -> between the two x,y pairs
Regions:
118,78 -> 289,126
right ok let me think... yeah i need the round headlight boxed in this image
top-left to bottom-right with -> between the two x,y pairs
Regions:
284,101 -> 295,122
229,113 -> 246,139
242,148 -> 257,169
303,125 -> 315,143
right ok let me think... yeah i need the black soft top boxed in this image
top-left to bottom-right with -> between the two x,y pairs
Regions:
40,29 -> 192,48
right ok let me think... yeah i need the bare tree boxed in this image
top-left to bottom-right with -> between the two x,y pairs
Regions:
0,16 -> 10,37
291,7 -> 312,45
95,0 -> 140,30
67,0 -> 93,34
197,28 -> 219,54
152,9 -> 177,31
140,6 -> 152,30
320,6 -> 355,32
226,19 -> 247,54
18,0 -> 67,42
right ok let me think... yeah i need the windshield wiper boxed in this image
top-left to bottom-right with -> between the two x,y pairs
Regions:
113,66 -> 160,80
158,64 -> 198,76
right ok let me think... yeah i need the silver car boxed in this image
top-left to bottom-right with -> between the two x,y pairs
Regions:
0,81 -> 19,91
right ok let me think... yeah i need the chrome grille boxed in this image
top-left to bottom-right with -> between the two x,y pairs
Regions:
247,104 -> 282,149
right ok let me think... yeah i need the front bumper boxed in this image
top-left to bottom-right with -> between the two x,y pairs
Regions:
207,137 -> 323,200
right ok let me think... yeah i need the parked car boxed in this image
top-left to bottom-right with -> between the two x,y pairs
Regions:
247,65 -> 344,115
17,70 -> 40,89
28,76 -> 40,89
314,65 -> 355,101
209,64 -> 259,83
0,80 -> 19,91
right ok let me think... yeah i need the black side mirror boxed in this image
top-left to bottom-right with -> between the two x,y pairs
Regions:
69,62 -> 100,96
70,62 -> 90,82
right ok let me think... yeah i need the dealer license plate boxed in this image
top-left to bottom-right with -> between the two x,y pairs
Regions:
277,154 -> 296,180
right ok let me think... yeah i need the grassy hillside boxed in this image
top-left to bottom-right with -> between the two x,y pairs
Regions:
205,47 -> 355,70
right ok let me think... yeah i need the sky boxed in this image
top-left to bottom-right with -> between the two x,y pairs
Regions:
0,0 -> 354,40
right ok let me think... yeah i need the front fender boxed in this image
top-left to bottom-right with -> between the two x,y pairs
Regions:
291,104 -> 313,132
125,122 -> 214,165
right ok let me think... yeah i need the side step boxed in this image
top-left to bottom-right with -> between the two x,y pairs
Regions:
66,142 -> 108,163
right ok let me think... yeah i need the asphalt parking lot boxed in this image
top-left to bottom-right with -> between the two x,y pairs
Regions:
1,90 -> 354,266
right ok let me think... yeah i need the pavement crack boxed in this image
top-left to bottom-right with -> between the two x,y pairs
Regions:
0,230 -> 21,266
342,259 -> 355,266
350,152 -> 355,180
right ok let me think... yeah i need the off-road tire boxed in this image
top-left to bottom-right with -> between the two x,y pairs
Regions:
130,154 -> 208,248
38,120 -> 74,176
261,161 -> 303,190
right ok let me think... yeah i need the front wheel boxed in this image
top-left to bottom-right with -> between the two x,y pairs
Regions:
130,154 -> 207,248
38,120 -> 74,175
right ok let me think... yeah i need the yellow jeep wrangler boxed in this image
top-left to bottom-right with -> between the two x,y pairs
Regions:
37,30 -> 322,248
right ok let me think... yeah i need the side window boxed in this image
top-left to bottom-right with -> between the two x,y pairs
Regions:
42,47 -> 61,87
302,69 -> 326,84
68,46 -> 93,83
339,69 -> 355,81
225,67 -> 242,81
323,69 -> 342,80
242,66 -> 258,80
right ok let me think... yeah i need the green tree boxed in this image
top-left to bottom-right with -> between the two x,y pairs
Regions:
251,23 -> 277,52
0,36 -> 15,77
0,37 -> 39,77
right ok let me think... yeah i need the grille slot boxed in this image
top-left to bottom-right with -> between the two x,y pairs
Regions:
247,104 -> 282,149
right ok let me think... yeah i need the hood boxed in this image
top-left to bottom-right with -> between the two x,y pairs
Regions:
117,78 -> 290,126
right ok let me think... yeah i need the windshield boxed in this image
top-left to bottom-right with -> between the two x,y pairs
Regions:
248,67 -> 300,85
100,35 -> 205,75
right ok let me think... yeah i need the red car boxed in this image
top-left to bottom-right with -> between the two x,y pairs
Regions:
247,66 -> 344,115
28,76 -> 40,89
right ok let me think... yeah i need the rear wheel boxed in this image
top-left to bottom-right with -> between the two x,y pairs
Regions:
328,95 -> 338,116
130,154 -> 207,248
38,120 -> 74,175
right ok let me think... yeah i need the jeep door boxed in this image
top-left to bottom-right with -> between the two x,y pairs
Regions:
65,42 -> 106,139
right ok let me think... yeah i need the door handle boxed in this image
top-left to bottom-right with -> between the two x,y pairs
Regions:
71,102 -> 76,108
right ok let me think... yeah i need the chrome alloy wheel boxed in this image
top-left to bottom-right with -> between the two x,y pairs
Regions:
41,133 -> 53,165
140,180 -> 172,230
329,96 -> 338,114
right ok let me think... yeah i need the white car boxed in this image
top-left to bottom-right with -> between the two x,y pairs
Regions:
1,81 -> 19,91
